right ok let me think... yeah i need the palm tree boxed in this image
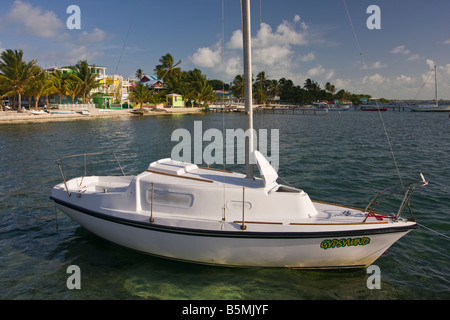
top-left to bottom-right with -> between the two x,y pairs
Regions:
42,72 -> 57,107
0,49 -> 39,111
179,84 -> 194,107
0,77 -> 9,101
51,70 -> 67,105
162,73 -> 182,93
135,69 -> 144,81
194,80 -> 215,106
254,71 -> 268,105
129,83 -> 150,111
155,53 -> 181,82
64,77 -> 82,104
255,71 -> 267,86
253,85 -> 267,105
27,67 -> 55,108
304,78 -> 318,92
325,82 -> 336,94
267,79 -> 280,103
231,75 -> 245,101
148,91 -> 164,105
72,60 -> 100,103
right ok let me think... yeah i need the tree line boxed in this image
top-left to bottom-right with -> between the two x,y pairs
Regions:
0,49 -> 376,112
137,53 -> 375,107
225,72 -> 374,105
0,49 -> 101,111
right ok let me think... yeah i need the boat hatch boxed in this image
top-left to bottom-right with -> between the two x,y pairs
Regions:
148,158 -> 199,176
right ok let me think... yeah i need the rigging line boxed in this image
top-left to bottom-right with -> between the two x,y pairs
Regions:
221,0 -> 226,172
221,0 -> 227,219
343,0 -> 404,188
413,67 -> 433,101
114,0 -> 141,74
417,222 -> 450,240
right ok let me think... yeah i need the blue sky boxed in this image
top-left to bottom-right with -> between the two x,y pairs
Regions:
1,0 -> 450,99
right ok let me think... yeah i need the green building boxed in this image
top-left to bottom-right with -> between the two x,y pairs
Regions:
166,93 -> 184,108
92,94 -> 114,109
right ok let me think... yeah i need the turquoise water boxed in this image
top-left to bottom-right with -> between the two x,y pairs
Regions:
0,111 -> 449,300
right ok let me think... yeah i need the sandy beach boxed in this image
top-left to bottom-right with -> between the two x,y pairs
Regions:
0,107 -> 204,125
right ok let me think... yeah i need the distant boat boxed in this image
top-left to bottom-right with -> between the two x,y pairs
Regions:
79,109 -> 90,115
359,105 -> 388,111
410,66 -> 450,112
313,102 -> 349,111
51,110 -> 75,114
131,109 -> 145,115
327,105 -> 350,111
30,110 -> 47,115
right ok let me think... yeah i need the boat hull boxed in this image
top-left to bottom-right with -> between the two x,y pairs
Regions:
54,200 -> 416,269
410,105 -> 450,112
360,108 -> 388,111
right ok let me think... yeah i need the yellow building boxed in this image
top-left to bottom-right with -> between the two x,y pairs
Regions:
94,74 -> 130,106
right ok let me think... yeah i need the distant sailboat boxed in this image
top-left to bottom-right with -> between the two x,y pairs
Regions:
410,66 -> 450,112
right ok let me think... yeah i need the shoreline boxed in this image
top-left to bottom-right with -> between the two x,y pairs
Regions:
0,107 -> 204,125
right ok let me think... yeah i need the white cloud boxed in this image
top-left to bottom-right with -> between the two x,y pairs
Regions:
425,59 -> 435,70
273,21 -> 308,46
391,45 -> 422,62
300,52 -> 315,62
7,0 -> 68,40
407,54 -> 420,61
256,45 -> 292,66
41,45 -> 104,66
307,65 -> 325,77
362,73 -> 385,85
190,45 -> 221,68
371,61 -> 386,69
334,78 -> 352,90
227,30 -> 243,50
397,74 -> 412,82
391,45 -> 410,55
443,39 -> 450,45
77,28 -> 107,45
224,57 -> 242,78
325,69 -> 335,81
196,15 -> 312,82
65,46 -> 104,64
438,63 -> 450,75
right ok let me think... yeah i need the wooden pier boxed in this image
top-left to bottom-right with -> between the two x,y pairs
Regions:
204,105 -> 329,115
255,106 -> 328,115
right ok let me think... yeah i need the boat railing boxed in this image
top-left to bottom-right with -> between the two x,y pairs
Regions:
364,173 -> 428,222
55,152 -> 128,197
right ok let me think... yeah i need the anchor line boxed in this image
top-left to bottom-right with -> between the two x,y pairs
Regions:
417,223 -> 450,240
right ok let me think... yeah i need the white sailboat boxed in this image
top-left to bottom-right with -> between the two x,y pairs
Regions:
410,66 -> 450,112
50,0 -> 427,269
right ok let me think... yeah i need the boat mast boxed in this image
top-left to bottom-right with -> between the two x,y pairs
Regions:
242,0 -> 254,179
434,65 -> 438,108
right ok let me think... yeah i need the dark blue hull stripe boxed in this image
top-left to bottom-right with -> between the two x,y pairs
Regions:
50,197 -> 418,239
